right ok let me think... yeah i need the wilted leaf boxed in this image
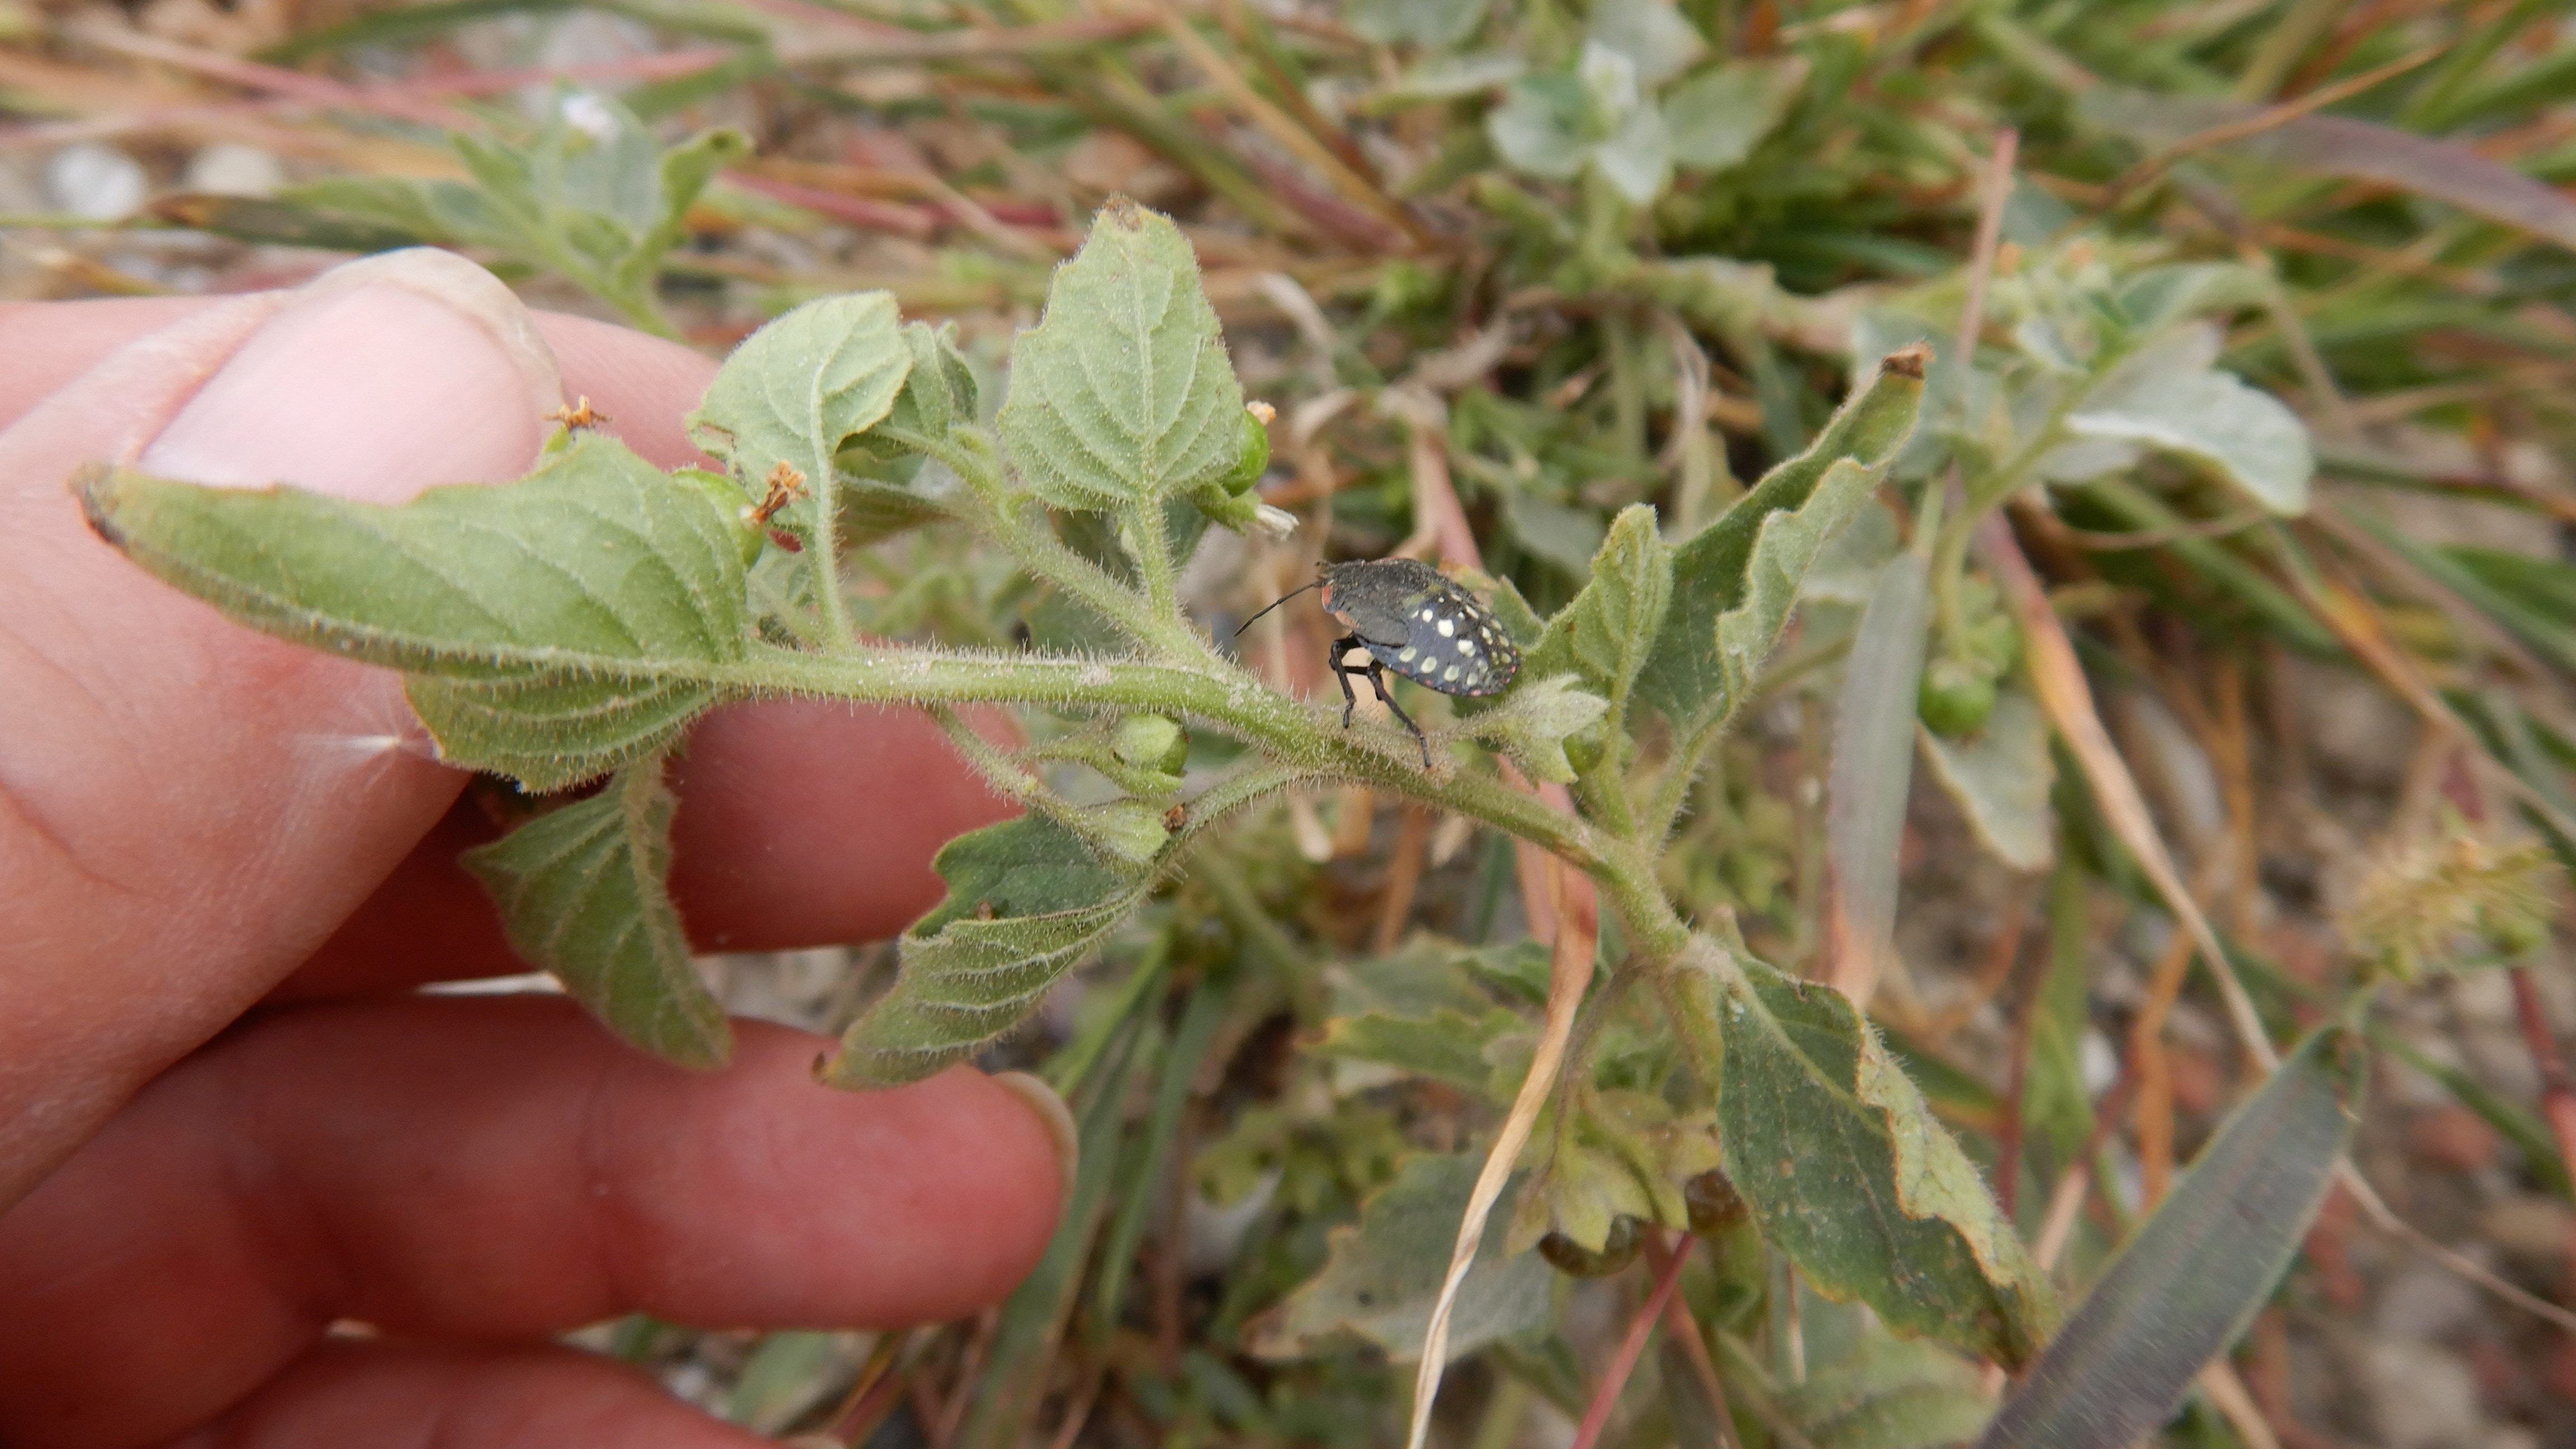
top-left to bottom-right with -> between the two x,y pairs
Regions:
75,434 -> 751,790
1920,689 -> 2056,872
2066,324 -> 2311,514
1975,1030 -> 2366,1449
1640,348 -> 1929,740
1663,58 -> 1805,171
998,201 -> 1248,513
822,812 -> 1154,1088
462,761 -> 727,1068
1713,950 -> 2058,1369
692,291 -> 915,545
1252,1152 -> 1551,1362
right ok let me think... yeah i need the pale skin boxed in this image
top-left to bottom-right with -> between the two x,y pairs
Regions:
0,253 -> 1071,1449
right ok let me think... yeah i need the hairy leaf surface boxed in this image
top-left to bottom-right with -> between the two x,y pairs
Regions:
1714,953 -> 2057,1369
823,813 -> 1154,1087
75,433 -> 751,790
1640,348 -> 1926,737
692,291 -> 914,544
463,762 -> 728,1068
998,200 -> 1247,512
1526,503 -> 1674,716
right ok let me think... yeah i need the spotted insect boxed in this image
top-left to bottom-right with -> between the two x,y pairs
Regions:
1238,558 -> 1522,767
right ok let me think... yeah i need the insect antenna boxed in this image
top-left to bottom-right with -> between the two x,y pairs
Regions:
1233,578 -> 1324,637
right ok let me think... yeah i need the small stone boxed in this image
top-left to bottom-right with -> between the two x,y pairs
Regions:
2374,1258 -> 2485,1342
182,143 -> 284,198
44,143 -> 148,220
2363,1339 -> 2487,1449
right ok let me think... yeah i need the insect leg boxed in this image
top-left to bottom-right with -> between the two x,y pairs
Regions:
1330,634 -> 1365,729
1364,657 -> 1433,769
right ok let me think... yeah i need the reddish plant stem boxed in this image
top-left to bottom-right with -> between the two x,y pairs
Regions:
1570,1234 -> 1697,1449
1995,949 -> 2044,1219
1645,1233 -> 1739,1449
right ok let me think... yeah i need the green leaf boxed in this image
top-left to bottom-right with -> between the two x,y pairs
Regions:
1713,950 -> 2058,1370
822,813 -> 1154,1088
1974,1029 -> 2366,1449
1467,674 -> 1611,783
461,761 -> 729,1069
1780,1333 -> 1995,1449
1919,689 -> 2056,872
74,433 -> 751,791
1662,58 -> 1806,171
692,291 -> 915,546
282,96 -> 742,332
2065,324 -> 2312,515
1488,72 -> 1593,180
1250,1152 -> 1552,1363
1525,504 -> 1675,715
1510,1090 -> 1722,1253
849,320 -> 982,466
1320,1007 -> 1524,1097
1584,0 -> 1704,87
998,201 -> 1247,513
1640,348 -> 1929,740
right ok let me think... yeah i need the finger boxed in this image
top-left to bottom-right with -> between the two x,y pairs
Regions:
171,1339 -> 774,1449
0,297 -> 217,434
0,251 -> 564,1208
0,996 -> 1071,1449
282,699 -> 1008,997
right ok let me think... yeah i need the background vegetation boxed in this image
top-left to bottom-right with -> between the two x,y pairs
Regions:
11,0 -> 2576,1443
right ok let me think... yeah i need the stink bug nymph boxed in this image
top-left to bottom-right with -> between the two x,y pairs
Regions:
1238,558 -> 1522,768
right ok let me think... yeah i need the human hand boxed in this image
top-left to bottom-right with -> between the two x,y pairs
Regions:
0,252 -> 1071,1448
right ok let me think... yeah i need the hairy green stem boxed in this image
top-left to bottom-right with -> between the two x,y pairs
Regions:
927,428 -> 1206,659
717,641 -> 1700,964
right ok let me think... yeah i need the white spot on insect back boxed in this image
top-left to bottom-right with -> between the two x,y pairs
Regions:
1437,617 -> 1456,637
1443,665 -> 1461,682
1399,645 -> 1417,661
1457,637 -> 1476,654
1419,608 -> 1436,622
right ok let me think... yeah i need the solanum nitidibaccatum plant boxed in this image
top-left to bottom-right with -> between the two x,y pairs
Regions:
79,200 -> 2083,1394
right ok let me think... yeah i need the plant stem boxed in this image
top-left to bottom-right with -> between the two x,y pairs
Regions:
927,429 -> 1199,656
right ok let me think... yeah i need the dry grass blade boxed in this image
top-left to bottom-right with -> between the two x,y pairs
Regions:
1404,852 -> 1598,1449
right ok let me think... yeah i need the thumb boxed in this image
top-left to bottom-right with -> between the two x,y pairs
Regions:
0,250 -> 566,1209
